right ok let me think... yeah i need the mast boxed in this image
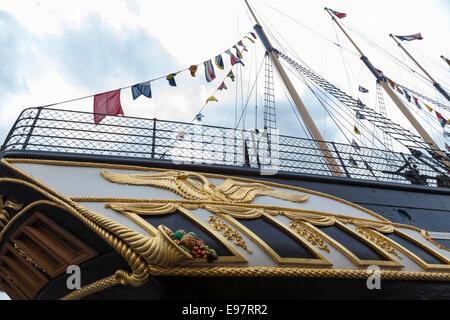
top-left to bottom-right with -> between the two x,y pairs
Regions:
389,34 -> 450,102
325,8 -> 450,168
441,55 -> 450,67
244,0 -> 345,177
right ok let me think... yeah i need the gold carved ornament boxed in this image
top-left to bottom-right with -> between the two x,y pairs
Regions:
289,221 -> 330,253
356,227 -> 403,259
207,216 -> 252,254
0,196 -> 23,228
100,170 -> 309,204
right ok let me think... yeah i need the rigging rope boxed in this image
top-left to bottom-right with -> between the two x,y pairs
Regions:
276,49 -> 440,155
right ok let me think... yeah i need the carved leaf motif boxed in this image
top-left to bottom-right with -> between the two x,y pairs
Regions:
0,196 -> 23,227
105,203 -> 181,215
217,179 -> 309,203
204,205 -> 265,219
282,211 -> 337,226
352,220 -> 394,233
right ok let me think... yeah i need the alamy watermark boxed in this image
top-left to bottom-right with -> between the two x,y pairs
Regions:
66,265 -> 81,290
169,125 -> 280,176
366,265 -> 381,290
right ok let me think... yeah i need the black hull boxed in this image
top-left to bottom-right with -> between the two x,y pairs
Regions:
1,151 -> 449,300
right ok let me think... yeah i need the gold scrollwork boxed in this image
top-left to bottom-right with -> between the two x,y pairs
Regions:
207,216 -> 252,254
101,169 -> 309,204
289,221 -> 330,253
356,227 -> 402,260
13,242 -> 48,273
420,230 -> 450,252
0,196 -> 23,229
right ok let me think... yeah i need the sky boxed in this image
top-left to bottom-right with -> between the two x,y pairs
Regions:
0,0 -> 449,300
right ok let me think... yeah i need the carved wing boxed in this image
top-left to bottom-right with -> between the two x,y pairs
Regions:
217,179 -> 309,203
101,170 -> 210,201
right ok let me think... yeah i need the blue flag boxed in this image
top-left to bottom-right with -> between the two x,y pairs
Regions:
131,82 -> 152,100
403,88 -> 411,102
349,157 -> 358,168
166,74 -> 177,87
356,111 -> 366,120
359,86 -> 369,93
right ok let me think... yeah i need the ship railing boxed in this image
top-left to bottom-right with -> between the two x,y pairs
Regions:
1,107 -> 447,188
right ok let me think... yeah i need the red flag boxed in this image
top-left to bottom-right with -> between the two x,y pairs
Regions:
93,90 -> 124,124
330,9 -> 346,19
436,111 -> 447,127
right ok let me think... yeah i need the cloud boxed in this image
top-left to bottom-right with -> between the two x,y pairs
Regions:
0,11 -> 36,138
43,13 -> 179,93
0,11 -> 181,143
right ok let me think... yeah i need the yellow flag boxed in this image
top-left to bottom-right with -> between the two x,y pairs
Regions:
206,96 -> 218,104
424,103 -> 433,112
245,36 -> 255,43
354,125 -> 361,135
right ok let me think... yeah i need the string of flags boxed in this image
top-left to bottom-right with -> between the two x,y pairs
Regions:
385,76 -> 449,129
350,75 -> 450,159
92,31 -> 258,124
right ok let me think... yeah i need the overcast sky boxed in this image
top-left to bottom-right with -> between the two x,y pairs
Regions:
0,0 -> 449,300
0,0 -> 449,146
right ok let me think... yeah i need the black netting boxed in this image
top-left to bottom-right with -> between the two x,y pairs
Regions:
1,107 -> 447,187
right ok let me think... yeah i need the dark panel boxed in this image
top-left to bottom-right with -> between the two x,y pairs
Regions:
36,251 -> 130,300
238,218 -> 316,259
385,232 -> 444,265
318,225 -> 385,261
142,212 -> 232,256
85,276 -> 450,300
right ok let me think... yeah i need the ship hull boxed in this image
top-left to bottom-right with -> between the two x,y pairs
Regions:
0,151 -> 449,300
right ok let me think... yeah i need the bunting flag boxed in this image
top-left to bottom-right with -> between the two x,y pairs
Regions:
206,96 -> 218,104
218,82 -> 228,91
166,73 -> 177,87
225,49 -> 239,66
204,60 -> 216,82
446,143 -> 450,151
195,113 -> 205,121
375,68 -> 384,75
359,86 -> 369,93
436,111 -> 447,127
395,85 -> 404,95
176,131 -> 186,141
235,58 -> 245,66
354,125 -> 361,135
424,103 -> 433,112
131,82 -> 152,100
238,40 -> 248,52
250,32 -> 257,39
352,139 -> 361,150
189,65 -> 198,77
330,9 -> 347,19
93,90 -> 124,124
403,88 -> 411,102
227,70 -> 236,82
394,33 -> 423,41
357,98 -> 365,108
349,157 -> 358,168
413,97 -> 422,109
215,55 -> 224,70
244,35 -> 255,43
356,111 -> 366,120
445,132 -> 450,137
234,45 -> 243,59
